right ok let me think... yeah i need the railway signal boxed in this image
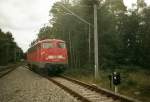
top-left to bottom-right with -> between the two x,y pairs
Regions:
112,72 -> 121,93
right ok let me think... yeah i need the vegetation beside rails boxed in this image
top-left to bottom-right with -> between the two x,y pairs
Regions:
63,66 -> 150,102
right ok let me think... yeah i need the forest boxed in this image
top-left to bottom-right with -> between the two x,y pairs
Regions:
34,0 -> 150,70
0,29 -> 23,65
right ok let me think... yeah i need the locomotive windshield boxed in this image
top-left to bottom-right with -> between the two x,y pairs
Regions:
42,42 -> 53,49
58,42 -> 66,48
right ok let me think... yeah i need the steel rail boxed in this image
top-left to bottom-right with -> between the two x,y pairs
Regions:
47,76 -> 116,102
0,68 -> 16,78
61,76 -> 142,102
0,63 -> 23,78
25,66 -> 142,102
48,77 -> 91,102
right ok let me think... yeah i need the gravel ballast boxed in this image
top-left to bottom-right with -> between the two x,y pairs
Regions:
0,66 -> 80,102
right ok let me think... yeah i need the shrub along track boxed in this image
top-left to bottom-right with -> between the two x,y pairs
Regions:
25,66 -> 141,102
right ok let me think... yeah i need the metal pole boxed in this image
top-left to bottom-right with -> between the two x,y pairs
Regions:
72,46 -> 75,68
88,24 -> 91,67
94,4 -> 99,79
78,57 -> 81,68
74,51 -> 76,68
68,31 -> 72,68
115,86 -> 118,93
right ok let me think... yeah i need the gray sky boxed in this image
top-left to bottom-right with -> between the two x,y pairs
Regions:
0,0 -> 56,52
0,0 -> 149,52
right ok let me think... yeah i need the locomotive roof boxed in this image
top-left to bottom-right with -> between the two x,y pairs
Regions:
38,39 -> 65,43
30,39 -> 65,49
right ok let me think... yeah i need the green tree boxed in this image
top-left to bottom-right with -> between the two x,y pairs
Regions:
0,28 -> 23,65
34,0 -> 150,69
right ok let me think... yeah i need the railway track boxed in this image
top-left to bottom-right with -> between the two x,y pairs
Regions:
25,66 -> 141,102
0,63 -> 23,78
47,76 -> 141,102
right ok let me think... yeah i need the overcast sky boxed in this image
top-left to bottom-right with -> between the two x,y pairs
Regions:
0,0 -> 150,52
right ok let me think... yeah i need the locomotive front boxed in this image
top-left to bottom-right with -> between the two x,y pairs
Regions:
41,39 -> 68,74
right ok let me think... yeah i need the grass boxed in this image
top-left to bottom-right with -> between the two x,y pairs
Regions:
63,66 -> 150,102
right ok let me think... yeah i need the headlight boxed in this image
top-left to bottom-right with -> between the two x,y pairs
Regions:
47,55 -> 55,59
57,55 -> 64,59
46,55 -> 65,60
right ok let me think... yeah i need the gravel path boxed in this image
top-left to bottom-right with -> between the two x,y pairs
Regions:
0,66 -> 80,102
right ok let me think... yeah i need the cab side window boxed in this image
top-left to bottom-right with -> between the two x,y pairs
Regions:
58,42 -> 66,48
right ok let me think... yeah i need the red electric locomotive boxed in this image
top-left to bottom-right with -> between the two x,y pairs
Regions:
27,39 -> 68,74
